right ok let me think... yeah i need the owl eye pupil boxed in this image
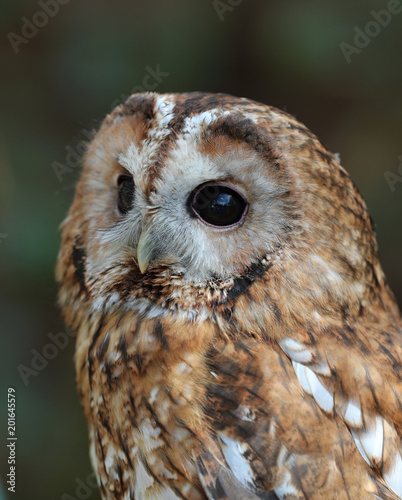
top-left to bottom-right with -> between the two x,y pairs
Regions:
190,184 -> 248,228
117,175 -> 135,214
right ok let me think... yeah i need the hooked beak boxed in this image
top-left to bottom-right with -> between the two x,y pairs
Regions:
137,225 -> 157,273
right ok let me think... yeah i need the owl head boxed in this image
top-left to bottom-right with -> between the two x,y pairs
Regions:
57,92 -> 394,331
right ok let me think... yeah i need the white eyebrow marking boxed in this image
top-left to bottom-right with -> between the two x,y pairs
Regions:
149,95 -> 175,140
181,109 -> 231,139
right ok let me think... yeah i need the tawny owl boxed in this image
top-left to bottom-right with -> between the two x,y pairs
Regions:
56,92 -> 402,500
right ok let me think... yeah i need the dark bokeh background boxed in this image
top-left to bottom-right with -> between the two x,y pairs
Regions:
0,1 -> 401,499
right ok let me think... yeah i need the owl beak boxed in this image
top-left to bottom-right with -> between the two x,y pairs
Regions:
137,226 -> 156,273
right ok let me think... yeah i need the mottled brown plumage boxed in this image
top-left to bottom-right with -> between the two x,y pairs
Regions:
56,92 -> 402,500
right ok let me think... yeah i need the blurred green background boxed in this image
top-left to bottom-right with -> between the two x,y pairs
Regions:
0,1 -> 401,498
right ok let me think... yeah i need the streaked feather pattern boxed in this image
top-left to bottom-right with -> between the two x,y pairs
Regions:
57,92 -> 401,499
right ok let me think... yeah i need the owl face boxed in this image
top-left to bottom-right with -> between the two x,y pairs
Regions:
77,95 -> 295,284
58,92 -> 380,320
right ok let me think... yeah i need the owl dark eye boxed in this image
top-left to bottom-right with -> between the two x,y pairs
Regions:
190,184 -> 248,228
117,175 -> 135,214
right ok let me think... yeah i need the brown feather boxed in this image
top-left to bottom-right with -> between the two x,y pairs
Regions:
56,92 -> 402,500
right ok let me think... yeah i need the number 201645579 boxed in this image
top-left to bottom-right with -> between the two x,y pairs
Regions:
8,388 -> 16,436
